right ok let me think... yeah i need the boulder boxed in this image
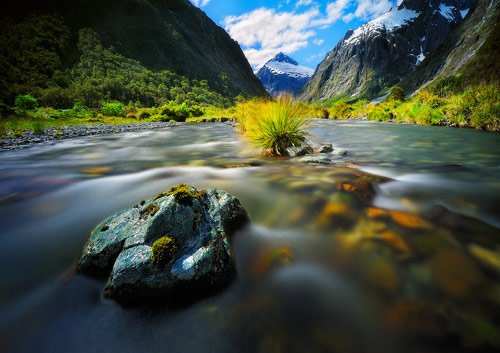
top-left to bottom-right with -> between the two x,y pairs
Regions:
77,184 -> 248,304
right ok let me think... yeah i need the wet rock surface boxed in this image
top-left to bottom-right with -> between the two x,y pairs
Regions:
77,184 -> 248,304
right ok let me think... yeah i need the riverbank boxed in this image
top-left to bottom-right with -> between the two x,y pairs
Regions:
0,122 -> 181,151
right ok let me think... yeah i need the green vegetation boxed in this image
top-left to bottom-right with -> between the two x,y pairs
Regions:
323,83 -> 500,132
235,96 -> 309,156
101,102 -> 125,117
0,15 -> 249,137
155,184 -> 207,206
0,15 -> 232,110
14,95 -> 38,111
151,236 -> 178,269
387,86 -> 405,102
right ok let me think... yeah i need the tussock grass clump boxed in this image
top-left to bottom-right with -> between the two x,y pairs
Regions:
236,96 -> 309,156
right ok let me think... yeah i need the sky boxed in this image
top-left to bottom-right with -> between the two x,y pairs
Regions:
189,0 -> 402,70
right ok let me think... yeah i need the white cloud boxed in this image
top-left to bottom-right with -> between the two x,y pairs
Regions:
224,0 -> 396,68
312,0 -> 352,27
296,0 -> 314,7
224,1 -> 353,67
350,0 -> 393,20
190,0 -> 210,7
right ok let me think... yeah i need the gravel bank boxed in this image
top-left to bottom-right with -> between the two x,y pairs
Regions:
0,122 -> 180,151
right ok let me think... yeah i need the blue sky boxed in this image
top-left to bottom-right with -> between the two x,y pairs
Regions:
190,0 -> 401,70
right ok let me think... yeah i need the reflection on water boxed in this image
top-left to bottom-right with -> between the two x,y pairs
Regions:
1,121 -> 500,353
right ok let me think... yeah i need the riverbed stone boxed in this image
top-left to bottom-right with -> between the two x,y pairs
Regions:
77,184 -> 249,304
317,144 -> 333,153
300,155 -> 337,164
284,144 -> 314,157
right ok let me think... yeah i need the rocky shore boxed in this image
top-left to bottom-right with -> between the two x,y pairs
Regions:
0,122 -> 181,151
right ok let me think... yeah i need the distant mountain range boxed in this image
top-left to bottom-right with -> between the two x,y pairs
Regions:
301,0 -> 483,101
256,53 -> 314,96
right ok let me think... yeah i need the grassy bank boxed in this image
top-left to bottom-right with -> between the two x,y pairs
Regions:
0,99 -> 236,137
2,83 -> 498,139
323,84 -> 500,132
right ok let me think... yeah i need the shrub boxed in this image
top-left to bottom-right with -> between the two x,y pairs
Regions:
15,95 -> 38,111
38,87 -> 75,109
387,86 -> 405,101
126,112 -> 138,120
151,236 -> 178,269
463,84 -> 500,131
160,102 -> 191,122
137,110 -> 151,120
330,100 -> 351,119
237,96 -> 309,156
432,76 -> 464,97
189,105 -> 205,117
101,102 -> 125,117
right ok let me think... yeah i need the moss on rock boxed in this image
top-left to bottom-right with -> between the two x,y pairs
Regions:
155,183 -> 207,206
151,236 -> 178,269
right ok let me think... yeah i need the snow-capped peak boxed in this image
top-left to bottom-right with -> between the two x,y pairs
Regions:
270,52 -> 300,66
262,53 -> 314,79
344,7 -> 420,45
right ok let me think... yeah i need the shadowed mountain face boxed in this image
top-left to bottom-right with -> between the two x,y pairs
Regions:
301,0 -> 473,101
400,0 -> 500,92
1,0 -> 267,99
256,53 -> 314,96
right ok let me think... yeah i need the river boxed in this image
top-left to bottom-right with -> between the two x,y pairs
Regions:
1,120 -> 499,353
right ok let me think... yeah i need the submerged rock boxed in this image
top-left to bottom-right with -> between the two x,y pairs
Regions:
77,184 -> 248,304
316,144 -> 333,153
284,144 -> 314,157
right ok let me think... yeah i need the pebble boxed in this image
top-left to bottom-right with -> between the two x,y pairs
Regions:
0,122 -> 185,151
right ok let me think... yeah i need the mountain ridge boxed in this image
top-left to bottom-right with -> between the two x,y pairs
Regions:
301,0 -> 473,101
0,0 -> 267,100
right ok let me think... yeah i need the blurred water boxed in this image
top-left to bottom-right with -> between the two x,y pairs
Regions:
0,121 -> 499,353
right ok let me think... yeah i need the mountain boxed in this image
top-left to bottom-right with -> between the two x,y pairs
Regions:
400,0 -> 500,92
256,53 -> 315,96
301,0 -> 473,101
0,0 -> 267,101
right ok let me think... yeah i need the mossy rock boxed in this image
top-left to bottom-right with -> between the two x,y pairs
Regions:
78,184 -> 249,305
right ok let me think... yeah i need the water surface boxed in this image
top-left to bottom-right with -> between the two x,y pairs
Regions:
1,120 -> 499,353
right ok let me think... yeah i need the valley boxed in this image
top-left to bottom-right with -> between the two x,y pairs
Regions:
0,1 -> 499,353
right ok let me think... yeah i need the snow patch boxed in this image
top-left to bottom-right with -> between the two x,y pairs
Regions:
460,8 -> 469,18
439,3 -> 456,21
264,61 -> 314,78
345,8 -> 419,45
416,36 -> 426,65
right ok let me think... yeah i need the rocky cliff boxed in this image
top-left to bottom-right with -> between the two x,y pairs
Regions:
301,0 -> 472,101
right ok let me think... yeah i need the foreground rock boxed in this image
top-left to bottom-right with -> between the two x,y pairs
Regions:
77,184 -> 248,304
